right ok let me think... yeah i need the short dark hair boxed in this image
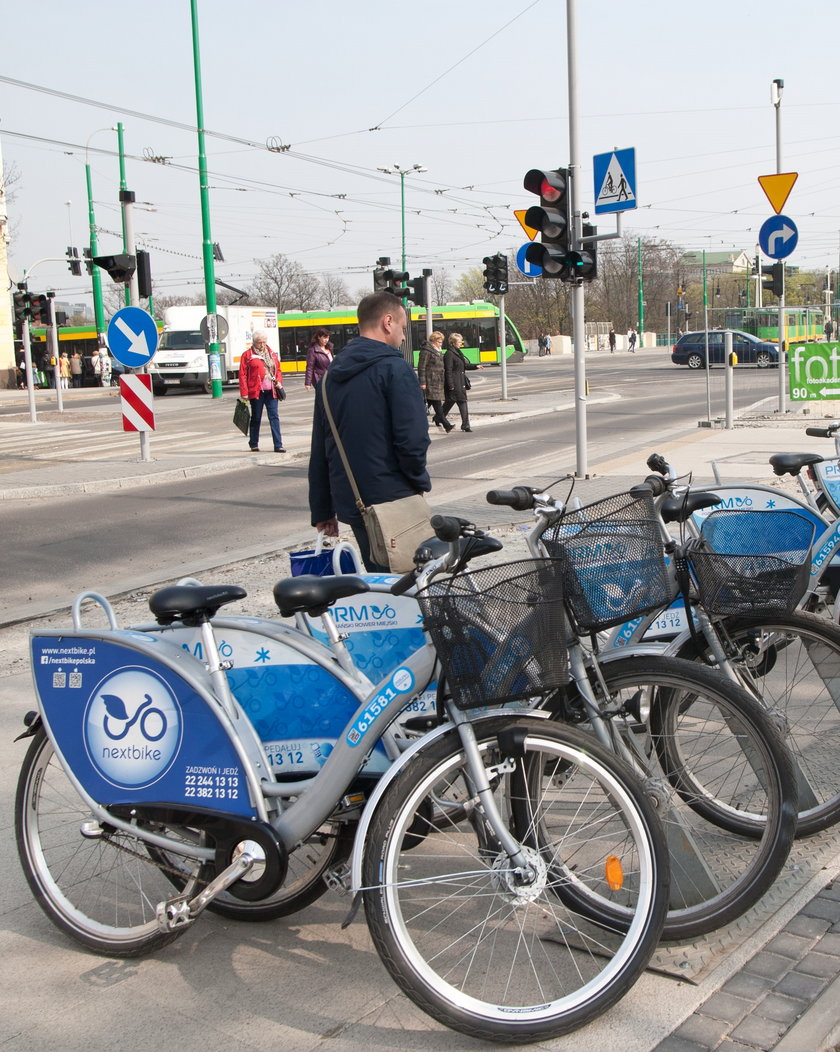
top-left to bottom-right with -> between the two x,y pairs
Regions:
357,291 -> 405,330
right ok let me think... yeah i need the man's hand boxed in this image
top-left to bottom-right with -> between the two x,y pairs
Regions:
316,518 -> 339,538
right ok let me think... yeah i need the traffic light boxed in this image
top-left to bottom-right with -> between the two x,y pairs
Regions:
762,262 -> 784,298
12,289 -> 28,336
523,167 -> 572,279
136,249 -> 152,298
83,247 -> 94,276
568,223 -> 597,282
482,253 -> 509,294
384,268 -> 410,297
66,246 -> 82,276
29,294 -> 49,325
93,252 -> 136,283
406,276 -> 426,307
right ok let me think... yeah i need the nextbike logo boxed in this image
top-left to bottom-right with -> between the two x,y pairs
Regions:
332,602 -> 399,627
84,667 -> 183,788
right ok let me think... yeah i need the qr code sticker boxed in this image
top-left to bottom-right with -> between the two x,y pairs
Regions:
52,671 -> 66,688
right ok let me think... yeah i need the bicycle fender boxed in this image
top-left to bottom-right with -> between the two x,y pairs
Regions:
347,708 -> 552,897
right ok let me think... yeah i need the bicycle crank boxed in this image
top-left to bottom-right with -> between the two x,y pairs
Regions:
157,851 -> 257,931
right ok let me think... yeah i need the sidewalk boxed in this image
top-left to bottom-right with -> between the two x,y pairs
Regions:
4,375 -> 840,1050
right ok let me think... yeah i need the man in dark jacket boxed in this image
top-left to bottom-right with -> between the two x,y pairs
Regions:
308,291 -> 431,570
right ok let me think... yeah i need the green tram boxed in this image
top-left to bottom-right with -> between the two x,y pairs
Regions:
719,306 -> 824,344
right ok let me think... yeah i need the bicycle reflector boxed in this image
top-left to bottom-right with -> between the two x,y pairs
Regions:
605,854 -> 624,891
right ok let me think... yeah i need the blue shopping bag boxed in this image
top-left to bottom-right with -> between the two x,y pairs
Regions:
289,533 -> 363,577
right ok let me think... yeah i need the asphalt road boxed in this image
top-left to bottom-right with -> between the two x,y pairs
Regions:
3,352 -> 780,621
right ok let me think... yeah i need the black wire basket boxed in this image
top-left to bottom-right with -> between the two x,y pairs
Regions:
688,509 -> 815,615
416,559 -> 569,711
539,490 -> 676,633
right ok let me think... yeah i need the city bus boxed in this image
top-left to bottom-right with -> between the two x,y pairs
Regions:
274,301 -> 527,373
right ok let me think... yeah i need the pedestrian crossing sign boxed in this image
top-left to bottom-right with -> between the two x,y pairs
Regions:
593,148 -> 637,215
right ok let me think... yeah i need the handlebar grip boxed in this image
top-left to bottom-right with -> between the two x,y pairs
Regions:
805,427 -> 834,439
430,514 -> 466,543
629,475 -> 668,498
485,486 -> 536,511
390,572 -> 416,596
646,453 -> 668,475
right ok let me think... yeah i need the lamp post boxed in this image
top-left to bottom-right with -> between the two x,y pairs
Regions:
771,77 -> 786,412
85,127 -> 115,341
376,163 -> 427,271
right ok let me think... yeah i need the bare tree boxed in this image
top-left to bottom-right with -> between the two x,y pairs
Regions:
431,268 -> 454,306
320,272 -> 351,308
251,253 -> 311,312
453,267 -> 485,302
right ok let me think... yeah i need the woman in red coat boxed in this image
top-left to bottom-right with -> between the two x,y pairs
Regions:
238,330 -> 285,452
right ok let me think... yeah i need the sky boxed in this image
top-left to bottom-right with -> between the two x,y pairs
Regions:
2,0 -> 839,308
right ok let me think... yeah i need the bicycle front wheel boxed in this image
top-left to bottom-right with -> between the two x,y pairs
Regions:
362,716 -> 668,1044
582,656 -> 797,942
678,611 -> 840,836
16,729 -> 195,956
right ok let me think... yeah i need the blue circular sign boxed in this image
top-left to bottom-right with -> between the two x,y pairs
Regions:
107,307 -> 160,368
516,242 -> 542,277
758,214 -> 798,261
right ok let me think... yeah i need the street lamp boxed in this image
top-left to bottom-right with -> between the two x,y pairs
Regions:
85,126 -> 117,340
376,163 -> 427,271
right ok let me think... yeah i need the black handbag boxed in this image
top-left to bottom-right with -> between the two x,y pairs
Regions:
464,375 -> 471,391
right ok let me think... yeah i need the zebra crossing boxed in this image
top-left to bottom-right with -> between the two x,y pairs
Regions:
0,421 -> 242,462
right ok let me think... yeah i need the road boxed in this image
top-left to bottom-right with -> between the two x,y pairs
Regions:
2,351 -> 780,622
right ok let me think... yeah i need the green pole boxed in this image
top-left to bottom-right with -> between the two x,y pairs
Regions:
85,162 -> 105,337
637,236 -> 644,342
190,0 -> 222,398
117,123 -> 130,307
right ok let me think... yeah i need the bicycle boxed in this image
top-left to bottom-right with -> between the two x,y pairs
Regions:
15,521 -> 668,1044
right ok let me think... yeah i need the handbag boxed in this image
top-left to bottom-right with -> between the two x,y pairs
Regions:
233,398 -> 250,435
321,379 -> 432,573
275,383 -> 287,401
464,375 -> 471,390
290,532 -> 364,577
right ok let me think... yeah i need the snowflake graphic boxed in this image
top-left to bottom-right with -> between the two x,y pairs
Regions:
766,499 -> 777,508
255,647 -> 271,663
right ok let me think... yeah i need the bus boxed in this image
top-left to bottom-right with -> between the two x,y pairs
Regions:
274,302 -> 526,373
716,306 -> 824,345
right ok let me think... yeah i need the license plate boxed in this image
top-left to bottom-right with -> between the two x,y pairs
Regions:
163,378 -> 180,385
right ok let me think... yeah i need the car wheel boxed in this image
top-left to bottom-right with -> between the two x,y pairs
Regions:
686,353 -> 704,370
756,351 -> 773,368
153,386 -> 167,396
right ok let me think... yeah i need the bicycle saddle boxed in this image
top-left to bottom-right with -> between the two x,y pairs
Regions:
660,491 -> 721,524
149,584 -> 247,625
769,452 -> 824,476
273,575 -> 370,617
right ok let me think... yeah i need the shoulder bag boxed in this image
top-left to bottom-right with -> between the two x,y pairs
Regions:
321,378 -> 432,572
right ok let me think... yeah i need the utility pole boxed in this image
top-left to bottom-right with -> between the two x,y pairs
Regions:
772,78 -> 786,413
637,237 -> 645,343
567,0 -> 587,477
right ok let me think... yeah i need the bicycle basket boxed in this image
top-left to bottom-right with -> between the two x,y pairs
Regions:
539,490 -> 676,633
689,509 -> 816,615
415,559 -> 569,710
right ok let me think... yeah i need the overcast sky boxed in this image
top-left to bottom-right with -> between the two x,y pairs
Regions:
2,0 -> 838,306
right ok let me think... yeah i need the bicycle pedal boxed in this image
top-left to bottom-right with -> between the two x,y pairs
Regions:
324,861 -> 351,894
156,895 -> 194,931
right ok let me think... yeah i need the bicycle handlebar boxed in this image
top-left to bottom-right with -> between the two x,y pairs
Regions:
485,486 -> 538,511
806,425 -> 840,439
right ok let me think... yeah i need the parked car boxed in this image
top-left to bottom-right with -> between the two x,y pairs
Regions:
671,329 -> 779,369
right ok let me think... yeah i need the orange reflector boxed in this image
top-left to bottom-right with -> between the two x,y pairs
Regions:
605,855 -> 624,891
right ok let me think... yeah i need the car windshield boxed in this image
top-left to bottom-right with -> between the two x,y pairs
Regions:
160,331 -> 204,349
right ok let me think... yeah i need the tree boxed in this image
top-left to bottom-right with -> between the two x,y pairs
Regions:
430,268 -> 454,306
453,267 -> 484,303
250,252 -> 323,312
320,273 -> 351,308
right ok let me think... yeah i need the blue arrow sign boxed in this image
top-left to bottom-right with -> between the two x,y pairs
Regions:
593,148 -> 637,214
516,243 -> 542,277
759,214 -> 798,260
107,307 -> 160,369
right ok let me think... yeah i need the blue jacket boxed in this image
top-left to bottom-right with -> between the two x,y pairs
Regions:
308,336 -> 431,527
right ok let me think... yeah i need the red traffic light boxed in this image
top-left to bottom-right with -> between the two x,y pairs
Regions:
524,168 -> 567,204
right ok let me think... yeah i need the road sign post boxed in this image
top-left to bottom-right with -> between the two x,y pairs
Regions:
107,306 -> 160,461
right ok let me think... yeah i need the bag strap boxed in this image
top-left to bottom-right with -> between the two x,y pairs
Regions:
321,377 -> 366,515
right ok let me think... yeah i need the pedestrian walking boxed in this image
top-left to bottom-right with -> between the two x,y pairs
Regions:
93,347 -> 111,386
825,319 -> 834,342
418,330 -> 453,432
628,328 -> 637,353
543,333 -> 552,355
69,351 -> 82,388
308,291 -> 430,571
238,330 -> 286,453
304,328 -> 333,391
59,352 -> 71,389
608,328 -> 617,354
442,333 -> 482,432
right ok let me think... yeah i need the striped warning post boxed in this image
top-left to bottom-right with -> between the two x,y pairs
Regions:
119,374 -> 155,432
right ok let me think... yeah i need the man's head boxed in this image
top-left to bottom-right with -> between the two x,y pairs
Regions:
357,292 -> 407,349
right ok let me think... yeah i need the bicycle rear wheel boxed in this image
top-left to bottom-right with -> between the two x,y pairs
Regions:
15,730 -> 192,956
569,656 -> 796,942
362,716 -> 668,1044
678,611 -> 840,836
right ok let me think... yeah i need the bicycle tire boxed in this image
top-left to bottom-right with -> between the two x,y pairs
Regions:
563,656 -> 796,942
676,611 -> 840,836
15,730 -> 191,956
362,716 -> 668,1044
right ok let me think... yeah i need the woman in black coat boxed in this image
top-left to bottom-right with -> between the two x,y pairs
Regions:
442,332 -> 481,432
417,330 -> 453,432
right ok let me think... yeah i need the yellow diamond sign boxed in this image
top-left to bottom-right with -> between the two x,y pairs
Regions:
758,172 -> 798,215
514,209 -> 538,241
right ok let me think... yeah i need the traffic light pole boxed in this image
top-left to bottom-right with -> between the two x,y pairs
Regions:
772,79 -> 786,413
19,258 -> 78,423
567,0 -> 588,477
46,293 -> 63,413
497,294 -> 509,400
